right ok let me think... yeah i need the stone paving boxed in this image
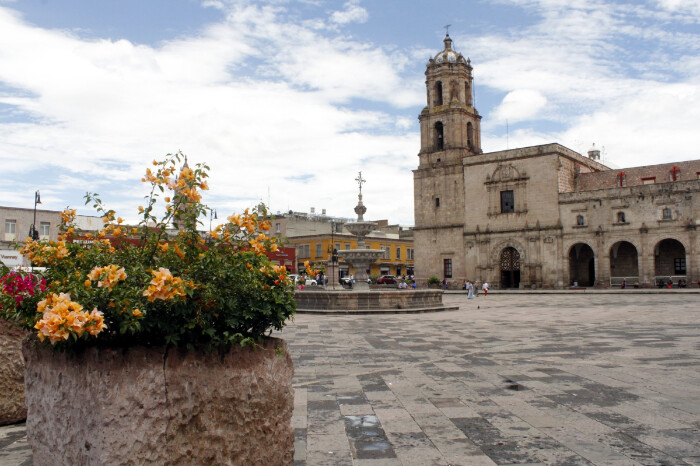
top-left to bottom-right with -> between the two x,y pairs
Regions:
1,292 -> 699,465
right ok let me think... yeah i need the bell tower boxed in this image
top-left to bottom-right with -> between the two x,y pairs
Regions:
418,34 -> 482,167
413,34 -> 479,284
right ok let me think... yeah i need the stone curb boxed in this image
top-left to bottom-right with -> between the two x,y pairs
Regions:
443,289 -> 700,294
295,305 -> 460,314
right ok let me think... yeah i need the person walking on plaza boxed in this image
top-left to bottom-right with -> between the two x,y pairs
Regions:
482,281 -> 489,296
467,281 -> 474,299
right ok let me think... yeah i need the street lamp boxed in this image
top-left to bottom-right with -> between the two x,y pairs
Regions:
327,220 -> 338,290
29,190 -> 41,241
209,209 -> 217,238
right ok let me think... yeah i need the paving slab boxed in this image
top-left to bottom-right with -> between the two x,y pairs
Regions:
1,293 -> 698,465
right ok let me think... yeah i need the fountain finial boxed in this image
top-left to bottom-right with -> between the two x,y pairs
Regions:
354,171 -> 367,221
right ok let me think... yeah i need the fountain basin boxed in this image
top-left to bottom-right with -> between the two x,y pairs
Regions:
294,289 -> 457,314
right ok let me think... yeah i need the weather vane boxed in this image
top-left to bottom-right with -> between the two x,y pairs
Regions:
444,24 -> 451,35
355,171 -> 366,194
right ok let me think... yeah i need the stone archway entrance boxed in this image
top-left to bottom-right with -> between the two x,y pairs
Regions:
610,241 -> 638,286
500,247 -> 521,288
654,239 -> 686,286
569,243 -> 595,287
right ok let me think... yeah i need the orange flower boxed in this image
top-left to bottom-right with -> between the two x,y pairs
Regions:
142,267 -> 191,302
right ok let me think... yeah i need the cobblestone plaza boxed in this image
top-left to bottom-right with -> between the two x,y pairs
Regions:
1,292 -> 699,465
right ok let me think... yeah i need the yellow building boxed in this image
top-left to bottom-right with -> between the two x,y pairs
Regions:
286,233 -> 414,280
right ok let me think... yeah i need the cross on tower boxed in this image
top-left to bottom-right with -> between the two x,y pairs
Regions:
444,24 -> 451,35
355,171 -> 366,194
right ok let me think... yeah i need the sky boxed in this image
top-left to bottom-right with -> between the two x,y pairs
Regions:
1,0 -> 699,226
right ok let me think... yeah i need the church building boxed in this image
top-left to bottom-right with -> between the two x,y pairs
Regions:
413,35 -> 700,288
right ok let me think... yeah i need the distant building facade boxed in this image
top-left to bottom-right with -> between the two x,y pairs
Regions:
414,36 -> 700,288
271,211 -> 415,278
0,206 -> 103,268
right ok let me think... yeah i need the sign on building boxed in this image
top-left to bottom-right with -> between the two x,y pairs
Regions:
0,250 -> 26,268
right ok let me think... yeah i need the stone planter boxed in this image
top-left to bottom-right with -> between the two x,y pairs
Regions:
23,338 -> 294,465
0,321 -> 28,425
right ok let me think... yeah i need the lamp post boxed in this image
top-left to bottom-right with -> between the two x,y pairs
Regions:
326,220 -> 338,290
30,190 -> 41,241
209,209 -> 217,240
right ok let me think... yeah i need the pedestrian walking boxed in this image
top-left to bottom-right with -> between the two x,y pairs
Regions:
482,281 -> 489,296
467,281 -> 474,299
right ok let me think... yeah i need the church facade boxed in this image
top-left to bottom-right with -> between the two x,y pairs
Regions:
414,36 -> 700,288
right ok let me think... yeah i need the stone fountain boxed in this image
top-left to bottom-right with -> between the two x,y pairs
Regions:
337,172 -> 384,292
293,172 -> 455,313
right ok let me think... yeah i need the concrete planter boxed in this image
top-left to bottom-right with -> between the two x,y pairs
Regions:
23,338 -> 294,465
0,322 -> 28,425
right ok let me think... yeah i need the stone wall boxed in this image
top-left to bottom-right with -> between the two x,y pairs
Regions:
23,338 -> 294,465
576,160 -> 700,191
0,322 -> 27,425
294,289 -> 444,311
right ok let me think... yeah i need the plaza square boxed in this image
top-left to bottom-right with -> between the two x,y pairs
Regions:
4,292 -> 698,465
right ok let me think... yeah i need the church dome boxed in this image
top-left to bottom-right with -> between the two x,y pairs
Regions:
433,34 -> 468,65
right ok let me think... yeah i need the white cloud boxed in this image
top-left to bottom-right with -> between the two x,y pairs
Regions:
0,3 -> 419,224
492,89 -> 547,123
655,0 -> 700,16
330,0 -> 368,25
458,0 -> 700,166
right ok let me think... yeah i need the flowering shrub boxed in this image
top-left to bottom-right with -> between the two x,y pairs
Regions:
0,152 -> 296,349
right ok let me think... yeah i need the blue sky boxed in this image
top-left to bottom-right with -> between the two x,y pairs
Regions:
1,0 -> 699,226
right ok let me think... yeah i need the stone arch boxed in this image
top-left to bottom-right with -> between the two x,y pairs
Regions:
434,121 -> 444,150
568,242 -> 595,287
490,239 -> 528,266
653,238 -> 687,281
491,164 -> 522,183
434,81 -> 443,106
609,240 -> 638,283
490,239 -> 527,289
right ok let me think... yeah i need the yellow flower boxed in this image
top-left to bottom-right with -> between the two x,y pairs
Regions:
142,267 -> 190,302
87,265 -> 127,290
132,309 -> 142,317
34,293 -> 106,344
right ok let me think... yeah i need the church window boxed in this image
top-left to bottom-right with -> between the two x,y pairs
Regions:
642,177 -> 655,185
435,81 -> 443,106
500,190 -> 514,213
435,122 -> 444,150
443,259 -> 452,278
467,122 -> 474,149
617,212 -> 626,223
576,215 -> 585,226
662,208 -> 672,220
465,82 -> 472,105
674,258 -> 686,274
435,197 -> 440,208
